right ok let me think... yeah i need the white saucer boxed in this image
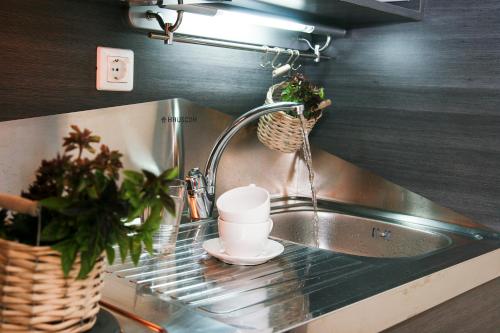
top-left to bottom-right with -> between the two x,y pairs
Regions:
202,238 -> 284,265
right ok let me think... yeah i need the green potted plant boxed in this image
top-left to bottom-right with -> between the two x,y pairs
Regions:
257,73 -> 331,153
0,125 -> 177,333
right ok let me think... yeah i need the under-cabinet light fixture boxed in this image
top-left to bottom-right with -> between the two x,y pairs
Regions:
158,3 -> 316,33
213,10 -> 315,33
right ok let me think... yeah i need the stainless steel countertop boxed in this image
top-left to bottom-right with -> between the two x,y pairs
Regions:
101,204 -> 499,333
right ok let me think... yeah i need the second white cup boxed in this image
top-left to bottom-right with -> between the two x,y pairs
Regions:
218,218 -> 273,257
216,184 -> 270,223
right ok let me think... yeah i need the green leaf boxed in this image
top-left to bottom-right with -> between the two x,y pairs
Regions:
142,211 -> 162,234
127,204 -> 146,222
142,232 -> 154,254
130,237 -> 142,265
117,235 -> 129,262
77,178 -> 89,193
142,169 -> 157,183
52,240 -> 78,277
123,170 -> 144,185
141,202 -> 162,231
318,87 -> 325,99
89,135 -> 101,143
160,167 -> 179,181
76,229 -> 91,251
159,191 -> 176,217
94,171 -> 107,192
86,186 -> 98,199
40,197 -> 71,211
62,201 -> 95,217
77,250 -> 94,279
105,245 -> 116,265
41,219 -> 70,242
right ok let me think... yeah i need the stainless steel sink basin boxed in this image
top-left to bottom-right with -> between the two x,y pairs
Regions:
271,203 -> 452,258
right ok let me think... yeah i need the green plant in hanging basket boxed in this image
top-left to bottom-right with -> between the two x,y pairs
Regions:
279,73 -> 331,119
0,125 -> 177,279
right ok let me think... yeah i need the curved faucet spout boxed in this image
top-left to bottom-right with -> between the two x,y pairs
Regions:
185,102 -> 304,219
205,101 -> 304,199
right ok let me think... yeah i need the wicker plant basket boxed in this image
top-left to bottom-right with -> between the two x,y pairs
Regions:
0,238 -> 105,333
257,82 -> 328,153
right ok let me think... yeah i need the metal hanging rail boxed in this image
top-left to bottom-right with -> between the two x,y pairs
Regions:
148,33 -> 332,61
136,2 -> 337,63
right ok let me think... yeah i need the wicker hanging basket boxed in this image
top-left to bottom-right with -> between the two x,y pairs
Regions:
0,238 -> 105,333
257,82 -> 330,153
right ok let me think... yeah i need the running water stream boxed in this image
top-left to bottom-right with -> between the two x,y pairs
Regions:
298,114 -> 319,248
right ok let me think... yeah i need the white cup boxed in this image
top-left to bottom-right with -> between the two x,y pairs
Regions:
216,184 -> 270,223
218,217 -> 274,257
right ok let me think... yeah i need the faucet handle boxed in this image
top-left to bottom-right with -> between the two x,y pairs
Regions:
185,168 -> 211,220
186,168 -> 206,191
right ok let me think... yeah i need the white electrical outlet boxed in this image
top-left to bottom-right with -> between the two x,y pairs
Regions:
96,47 -> 134,91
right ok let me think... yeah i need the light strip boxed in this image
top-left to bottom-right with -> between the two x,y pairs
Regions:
214,10 -> 315,33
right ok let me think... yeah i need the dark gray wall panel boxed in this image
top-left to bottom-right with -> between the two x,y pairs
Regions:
1,0 -> 498,230
0,0 -> 279,121
308,0 -> 500,230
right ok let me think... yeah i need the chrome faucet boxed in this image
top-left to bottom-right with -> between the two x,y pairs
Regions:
185,102 -> 304,220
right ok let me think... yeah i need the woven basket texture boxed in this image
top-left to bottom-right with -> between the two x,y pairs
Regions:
257,82 -> 322,153
0,238 -> 104,333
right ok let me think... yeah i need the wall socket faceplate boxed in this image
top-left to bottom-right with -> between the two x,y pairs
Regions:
96,46 -> 134,91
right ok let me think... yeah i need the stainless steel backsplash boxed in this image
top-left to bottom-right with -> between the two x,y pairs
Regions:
0,98 -> 484,229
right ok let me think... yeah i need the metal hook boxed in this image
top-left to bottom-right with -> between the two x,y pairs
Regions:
146,1 -> 184,45
298,34 -> 332,63
273,49 -> 295,78
168,5 -> 184,33
271,48 -> 283,69
260,46 -> 271,68
284,49 -> 295,65
164,23 -> 174,45
291,50 -> 302,71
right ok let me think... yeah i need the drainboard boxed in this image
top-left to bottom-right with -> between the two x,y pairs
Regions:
104,214 -> 499,332
108,226 -> 372,315
106,220 -> 380,322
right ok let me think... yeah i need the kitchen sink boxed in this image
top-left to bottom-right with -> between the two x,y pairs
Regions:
102,197 -> 499,333
271,209 -> 452,258
96,100 -> 499,333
